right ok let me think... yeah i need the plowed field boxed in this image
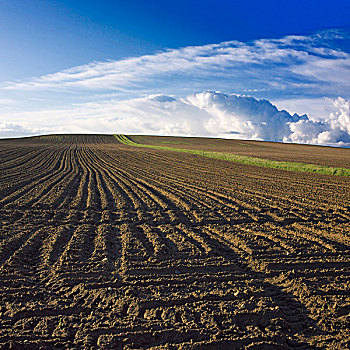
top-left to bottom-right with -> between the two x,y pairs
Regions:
0,134 -> 349,349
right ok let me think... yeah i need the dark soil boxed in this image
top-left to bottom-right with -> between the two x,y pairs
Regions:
0,134 -> 349,349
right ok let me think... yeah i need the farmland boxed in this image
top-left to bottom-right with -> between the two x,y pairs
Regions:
0,134 -> 350,349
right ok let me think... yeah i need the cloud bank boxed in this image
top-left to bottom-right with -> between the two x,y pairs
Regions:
1,92 -> 349,147
0,29 -> 349,147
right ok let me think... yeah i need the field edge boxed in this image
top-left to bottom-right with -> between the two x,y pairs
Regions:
114,134 -> 350,177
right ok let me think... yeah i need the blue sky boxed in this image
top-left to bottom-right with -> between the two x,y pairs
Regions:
1,0 -> 349,80
0,0 -> 350,145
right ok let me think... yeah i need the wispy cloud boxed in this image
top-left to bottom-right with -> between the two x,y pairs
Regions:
4,29 -> 350,99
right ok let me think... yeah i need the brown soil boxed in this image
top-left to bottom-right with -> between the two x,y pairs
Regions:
0,134 -> 349,349
130,135 -> 350,168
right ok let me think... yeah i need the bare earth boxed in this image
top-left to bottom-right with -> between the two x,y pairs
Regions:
0,134 -> 349,349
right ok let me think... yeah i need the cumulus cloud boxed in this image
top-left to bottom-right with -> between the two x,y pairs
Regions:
2,91 -> 349,147
330,97 -> 350,133
182,92 -> 307,141
287,97 -> 350,146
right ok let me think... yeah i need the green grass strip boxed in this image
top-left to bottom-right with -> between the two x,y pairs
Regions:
114,134 -> 350,177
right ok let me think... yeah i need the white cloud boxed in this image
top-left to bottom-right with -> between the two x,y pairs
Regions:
4,29 -> 349,100
329,97 -> 350,133
0,122 -> 39,138
0,29 -> 349,145
283,97 -> 350,146
0,99 -> 15,105
287,119 -> 350,146
2,91 -> 349,147
181,92 -> 307,141
272,97 -> 335,120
